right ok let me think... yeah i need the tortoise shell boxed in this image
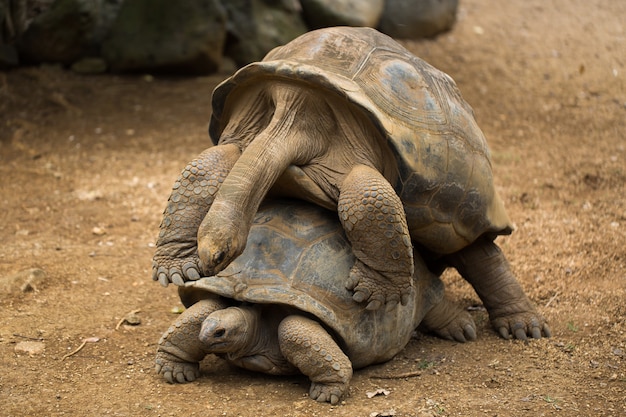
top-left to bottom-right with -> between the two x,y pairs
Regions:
209,27 -> 512,254
183,200 -> 442,368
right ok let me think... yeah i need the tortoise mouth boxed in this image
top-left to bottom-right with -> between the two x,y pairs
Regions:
204,340 -> 229,352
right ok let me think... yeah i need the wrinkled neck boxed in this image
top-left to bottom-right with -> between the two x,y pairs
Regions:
227,306 -> 260,357
224,306 -> 272,360
201,83 -> 331,251
228,305 -> 282,361
225,84 -> 329,204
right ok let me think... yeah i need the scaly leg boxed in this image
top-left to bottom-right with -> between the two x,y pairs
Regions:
278,315 -> 352,405
152,144 -> 240,286
338,165 -> 414,310
446,238 -> 551,340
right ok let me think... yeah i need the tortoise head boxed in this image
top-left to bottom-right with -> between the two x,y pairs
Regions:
197,211 -> 247,276
199,306 -> 256,354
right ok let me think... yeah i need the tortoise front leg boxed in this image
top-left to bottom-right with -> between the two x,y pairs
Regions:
338,165 -> 414,310
446,238 -> 551,340
155,297 -> 229,383
152,144 -> 240,286
278,315 -> 352,405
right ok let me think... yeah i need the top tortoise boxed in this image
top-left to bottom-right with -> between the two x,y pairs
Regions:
153,27 -> 549,339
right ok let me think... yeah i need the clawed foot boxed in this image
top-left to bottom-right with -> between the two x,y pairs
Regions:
491,311 -> 551,340
422,296 -> 477,343
309,382 -> 348,405
432,313 -> 477,343
346,260 -> 412,311
155,351 -> 200,383
152,250 -> 203,287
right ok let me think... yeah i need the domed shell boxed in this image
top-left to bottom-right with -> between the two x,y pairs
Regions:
209,27 -> 513,254
185,200 -> 442,368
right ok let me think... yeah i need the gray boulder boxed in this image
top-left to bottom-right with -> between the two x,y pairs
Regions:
0,42 -> 18,68
378,0 -> 458,39
102,0 -> 227,74
0,0 -> 17,67
221,0 -> 308,67
12,0 -> 123,66
300,0 -> 384,29
16,0 -> 96,64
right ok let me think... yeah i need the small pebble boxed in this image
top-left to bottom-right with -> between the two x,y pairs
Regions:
15,341 -> 45,356
123,312 -> 141,326
92,226 -> 106,236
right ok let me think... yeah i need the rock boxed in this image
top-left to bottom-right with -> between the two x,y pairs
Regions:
0,268 -> 47,293
300,0 -> 384,29
102,0 -> 227,74
0,0 -> 19,68
221,0 -> 308,67
15,341 -> 46,356
71,57 -> 107,74
16,0 -> 96,64
378,0 -> 459,39
15,0 -> 124,65
89,0 -> 126,48
3,0 -> 459,73
0,43 -> 18,68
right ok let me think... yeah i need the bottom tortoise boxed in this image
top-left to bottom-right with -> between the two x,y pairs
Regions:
155,200 -> 476,404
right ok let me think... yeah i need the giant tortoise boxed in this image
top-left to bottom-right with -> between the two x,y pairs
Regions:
155,200 -> 476,404
152,26 -> 550,339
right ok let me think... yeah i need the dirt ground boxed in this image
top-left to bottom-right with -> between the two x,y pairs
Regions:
1,0 -> 624,415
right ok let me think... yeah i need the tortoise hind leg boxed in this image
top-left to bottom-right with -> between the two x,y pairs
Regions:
278,315 -> 352,405
421,295 -> 477,343
338,164 -> 414,310
446,238 -> 551,340
152,144 -> 240,286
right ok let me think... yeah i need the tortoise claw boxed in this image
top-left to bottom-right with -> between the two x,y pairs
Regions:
170,272 -> 185,286
400,292 -> 410,306
155,352 -> 200,383
531,327 -> 542,339
366,299 -> 383,311
348,261 -> 410,311
152,255 -> 204,286
451,329 -> 467,343
493,313 -> 550,340
542,324 -> 552,338
464,324 -> 477,341
513,326 -> 528,341
309,382 -> 346,405
183,263 -> 201,280
384,299 -> 399,312
352,288 -> 369,304
158,272 -> 170,287
498,326 -> 511,340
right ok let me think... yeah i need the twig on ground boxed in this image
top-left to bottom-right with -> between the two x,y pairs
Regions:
13,333 -> 44,341
370,370 -> 423,380
61,337 -> 100,361
545,292 -> 559,308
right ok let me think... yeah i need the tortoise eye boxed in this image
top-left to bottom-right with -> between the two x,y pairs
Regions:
213,251 -> 225,266
214,328 -> 225,338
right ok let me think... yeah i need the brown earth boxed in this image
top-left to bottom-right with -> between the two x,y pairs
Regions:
1,0 -> 624,416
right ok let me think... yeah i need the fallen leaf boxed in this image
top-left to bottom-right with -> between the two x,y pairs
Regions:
366,388 -> 391,399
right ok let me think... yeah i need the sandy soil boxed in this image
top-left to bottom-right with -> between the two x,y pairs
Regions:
1,0 -> 624,415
